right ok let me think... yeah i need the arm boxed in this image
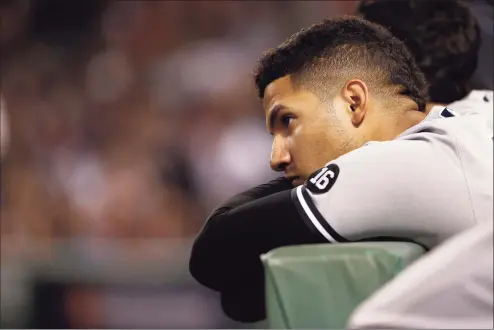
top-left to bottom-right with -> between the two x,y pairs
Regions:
190,177 -> 325,290
291,140 -> 475,247
189,178 -> 326,322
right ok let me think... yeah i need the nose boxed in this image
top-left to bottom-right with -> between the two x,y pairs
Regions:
270,137 -> 291,172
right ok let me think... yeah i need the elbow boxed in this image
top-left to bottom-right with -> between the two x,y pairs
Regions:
189,237 -> 219,291
189,217 -> 226,292
188,240 -> 205,287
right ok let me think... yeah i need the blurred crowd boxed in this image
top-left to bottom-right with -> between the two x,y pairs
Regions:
0,1 -> 358,261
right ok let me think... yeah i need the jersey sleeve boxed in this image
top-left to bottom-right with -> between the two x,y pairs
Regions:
291,139 -> 476,248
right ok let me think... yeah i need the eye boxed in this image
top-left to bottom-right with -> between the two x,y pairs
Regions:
281,114 -> 295,128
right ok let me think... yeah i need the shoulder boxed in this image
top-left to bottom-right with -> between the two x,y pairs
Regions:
348,222 -> 493,329
448,90 -> 493,114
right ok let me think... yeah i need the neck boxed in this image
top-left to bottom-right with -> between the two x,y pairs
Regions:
372,109 -> 426,141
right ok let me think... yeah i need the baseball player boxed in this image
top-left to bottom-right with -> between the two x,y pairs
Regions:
189,17 -> 493,322
358,0 -> 493,134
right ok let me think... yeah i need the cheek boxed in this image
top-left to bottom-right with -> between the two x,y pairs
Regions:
297,125 -> 338,169
290,127 -> 324,169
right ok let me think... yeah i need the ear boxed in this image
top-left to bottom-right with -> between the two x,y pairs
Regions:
341,79 -> 369,127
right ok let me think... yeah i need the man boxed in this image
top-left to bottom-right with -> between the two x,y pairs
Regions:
189,17 -> 493,322
358,0 -> 493,133
348,220 -> 493,329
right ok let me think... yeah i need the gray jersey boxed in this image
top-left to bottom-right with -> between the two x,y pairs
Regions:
292,106 -> 493,249
448,90 -> 493,136
348,220 -> 493,329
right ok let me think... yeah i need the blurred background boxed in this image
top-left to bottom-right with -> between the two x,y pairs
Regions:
0,0 -> 359,328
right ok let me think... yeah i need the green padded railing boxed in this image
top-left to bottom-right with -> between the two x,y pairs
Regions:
261,242 -> 426,329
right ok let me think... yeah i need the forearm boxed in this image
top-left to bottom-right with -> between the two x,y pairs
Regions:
189,177 -> 327,322
189,188 -> 325,322
190,178 -> 300,291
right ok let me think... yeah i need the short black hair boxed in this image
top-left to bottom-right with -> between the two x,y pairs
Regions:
254,16 -> 429,112
358,0 -> 481,104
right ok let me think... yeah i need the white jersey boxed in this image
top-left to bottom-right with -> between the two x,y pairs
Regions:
291,106 -> 493,249
448,90 -> 493,137
348,220 -> 493,329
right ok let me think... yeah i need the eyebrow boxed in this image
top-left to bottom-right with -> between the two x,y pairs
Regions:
267,104 -> 286,134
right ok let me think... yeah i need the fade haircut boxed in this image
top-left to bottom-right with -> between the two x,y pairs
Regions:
254,16 -> 429,112
358,0 -> 481,104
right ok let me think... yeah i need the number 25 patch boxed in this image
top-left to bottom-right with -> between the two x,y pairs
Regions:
306,163 -> 340,194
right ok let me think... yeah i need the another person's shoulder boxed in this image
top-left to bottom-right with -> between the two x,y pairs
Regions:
398,104 -> 492,144
348,220 -> 494,329
448,90 -> 493,134
448,90 -> 493,113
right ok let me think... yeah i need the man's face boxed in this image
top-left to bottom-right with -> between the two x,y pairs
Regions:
263,76 -> 360,186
